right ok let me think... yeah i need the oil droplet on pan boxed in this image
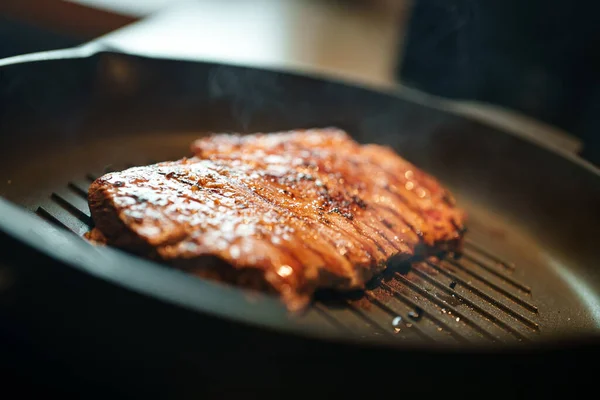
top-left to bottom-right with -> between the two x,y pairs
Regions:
392,316 -> 402,333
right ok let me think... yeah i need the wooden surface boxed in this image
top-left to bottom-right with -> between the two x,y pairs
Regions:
0,0 -> 137,39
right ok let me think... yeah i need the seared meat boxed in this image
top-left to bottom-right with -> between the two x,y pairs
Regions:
88,129 -> 466,309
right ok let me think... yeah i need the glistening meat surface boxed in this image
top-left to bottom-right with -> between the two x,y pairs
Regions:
88,129 -> 466,309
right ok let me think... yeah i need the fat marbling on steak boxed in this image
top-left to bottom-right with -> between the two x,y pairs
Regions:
88,129 -> 466,309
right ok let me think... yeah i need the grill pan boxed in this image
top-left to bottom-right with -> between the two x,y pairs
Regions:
0,45 -> 599,397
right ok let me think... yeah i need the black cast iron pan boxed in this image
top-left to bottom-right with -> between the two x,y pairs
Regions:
0,44 -> 599,397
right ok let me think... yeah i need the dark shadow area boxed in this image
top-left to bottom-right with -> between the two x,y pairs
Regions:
0,17 -> 82,59
400,0 -> 600,165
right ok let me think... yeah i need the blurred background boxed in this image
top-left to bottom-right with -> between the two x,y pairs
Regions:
0,0 -> 598,164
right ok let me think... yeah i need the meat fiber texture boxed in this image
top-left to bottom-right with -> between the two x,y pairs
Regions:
88,129 -> 466,310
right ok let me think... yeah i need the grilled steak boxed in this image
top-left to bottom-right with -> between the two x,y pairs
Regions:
88,129 -> 466,309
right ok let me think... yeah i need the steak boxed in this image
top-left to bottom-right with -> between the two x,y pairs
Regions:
88,129 -> 466,309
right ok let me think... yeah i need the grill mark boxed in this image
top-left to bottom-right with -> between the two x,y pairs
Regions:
285,216 -> 359,273
182,175 -> 338,292
317,207 -> 393,257
377,203 -> 422,241
349,216 -> 403,255
207,154 -> 401,278
155,167 -> 318,283
364,201 -> 419,243
238,171 -> 388,263
345,157 -> 426,214
335,157 -> 427,239
354,153 -> 465,240
343,157 -> 457,246
295,218 -> 363,264
286,160 -> 402,258
209,150 -> 415,262
307,147 -> 450,254
247,183 -> 378,273
213,167 -> 362,281
323,216 -> 390,257
176,147 -> 445,267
